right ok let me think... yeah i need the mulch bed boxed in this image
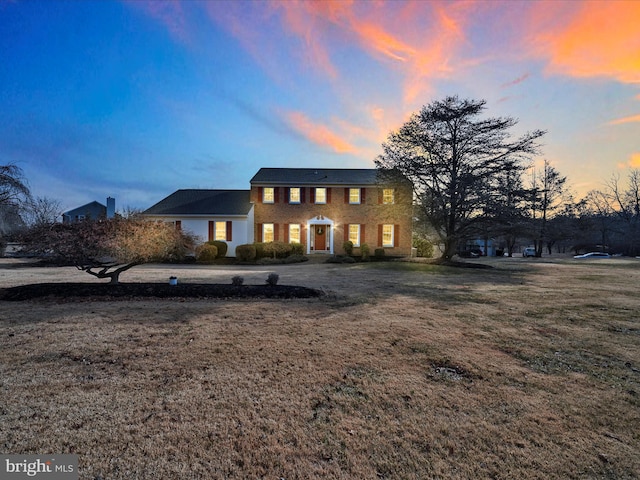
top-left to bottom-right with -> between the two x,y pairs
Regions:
0,282 -> 323,301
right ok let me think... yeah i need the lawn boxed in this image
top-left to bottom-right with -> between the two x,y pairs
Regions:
0,257 -> 639,479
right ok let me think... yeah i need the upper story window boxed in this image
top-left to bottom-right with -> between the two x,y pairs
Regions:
349,188 -> 361,204
289,187 -> 301,204
263,187 -> 275,203
315,187 -> 327,204
383,188 -> 395,204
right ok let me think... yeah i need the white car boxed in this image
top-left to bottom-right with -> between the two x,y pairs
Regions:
573,252 -> 611,259
522,247 -> 536,257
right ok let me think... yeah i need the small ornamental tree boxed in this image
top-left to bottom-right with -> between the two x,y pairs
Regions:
21,218 -> 195,284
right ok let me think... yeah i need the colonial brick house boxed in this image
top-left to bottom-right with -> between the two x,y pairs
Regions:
143,168 -> 412,257
250,168 -> 412,256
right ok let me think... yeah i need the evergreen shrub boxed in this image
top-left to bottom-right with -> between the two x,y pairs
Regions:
208,240 -> 228,258
195,243 -> 218,263
235,244 -> 257,262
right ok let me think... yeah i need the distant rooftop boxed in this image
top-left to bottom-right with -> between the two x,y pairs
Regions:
143,190 -> 251,216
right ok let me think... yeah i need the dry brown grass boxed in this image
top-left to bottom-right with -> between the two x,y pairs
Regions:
1,257 -> 639,479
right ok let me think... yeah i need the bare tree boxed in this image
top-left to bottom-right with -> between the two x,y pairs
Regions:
526,160 -> 567,257
0,164 -> 30,207
21,218 -> 195,284
0,164 -> 31,238
603,170 -> 640,255
23,196 -> 63,227
376,96 -> 545,260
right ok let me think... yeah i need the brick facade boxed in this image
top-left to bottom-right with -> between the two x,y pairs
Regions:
251,182 -> 413,256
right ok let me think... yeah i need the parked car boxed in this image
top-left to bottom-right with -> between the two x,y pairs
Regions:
573,252 -> 611,259
522,247 -> 536,257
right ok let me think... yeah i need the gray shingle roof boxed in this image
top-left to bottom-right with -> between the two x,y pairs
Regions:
250,168 -> 381,186
143,190 -> 251,216
63,201 -> 106,217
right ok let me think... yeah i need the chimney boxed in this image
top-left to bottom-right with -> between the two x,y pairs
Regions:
106,197 -> 115,219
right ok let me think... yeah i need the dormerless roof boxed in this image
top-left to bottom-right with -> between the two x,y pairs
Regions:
143,190 -> 251,216
250,168 -> 381,185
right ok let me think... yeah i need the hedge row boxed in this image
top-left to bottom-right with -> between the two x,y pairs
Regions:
236,241 -> 304,262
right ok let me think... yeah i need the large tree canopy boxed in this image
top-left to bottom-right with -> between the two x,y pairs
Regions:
376,96 -> 545,259
22,218 -> 195,284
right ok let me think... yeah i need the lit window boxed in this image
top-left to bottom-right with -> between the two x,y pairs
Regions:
263,223 -> 274,243
349,188 -> 361,204
315,188 -> 326,204
383,188 -> 394,204
289,224 -> 301,244
348,224 -> 360,246
289,188 -> 301,204
263,187 -> 274,203
215,221 -> 226,241
382,224 -> 394,247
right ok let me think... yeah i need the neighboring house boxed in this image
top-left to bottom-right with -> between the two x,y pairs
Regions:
62,197 -> 115,224
250,168 -> 413,255
142,190 -> 254,255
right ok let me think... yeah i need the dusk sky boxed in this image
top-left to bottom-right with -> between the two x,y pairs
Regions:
1,0 -> 639,212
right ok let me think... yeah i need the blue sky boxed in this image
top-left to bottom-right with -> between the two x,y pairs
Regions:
1,0 -> 639,212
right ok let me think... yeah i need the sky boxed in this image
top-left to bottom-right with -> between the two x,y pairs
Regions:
1,0 -> 639,212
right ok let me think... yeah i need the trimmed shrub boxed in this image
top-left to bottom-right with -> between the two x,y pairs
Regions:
343,240 -> 354,256
235,244 -> 257,262
208,240 -> 228,258
231,275 -> 244,286
360,243 -> 370,261
266,273 -> 279,286
290,242 -> 305,255
374,248 -> 386,259
263,241 -> 292,259
195,243 -> 218,263
413,235 -> 434,258
254,242 -> 266,259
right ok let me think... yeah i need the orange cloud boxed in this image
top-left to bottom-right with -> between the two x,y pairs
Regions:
534,2 -> 640,84
275,1 -> 472,105
629,153 -> 640,168
609,114 -> 640,126
284,111 -> 356,154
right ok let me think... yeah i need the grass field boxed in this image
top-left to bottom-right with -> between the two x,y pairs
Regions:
1,257 -> 639,479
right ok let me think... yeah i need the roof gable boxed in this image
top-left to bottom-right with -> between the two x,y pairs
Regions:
63,201 -> 106,217
143,190 -> 251,216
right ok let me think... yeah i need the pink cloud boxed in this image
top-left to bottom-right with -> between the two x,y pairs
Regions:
284,111 -> 356,154
501,73 -> 531,88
